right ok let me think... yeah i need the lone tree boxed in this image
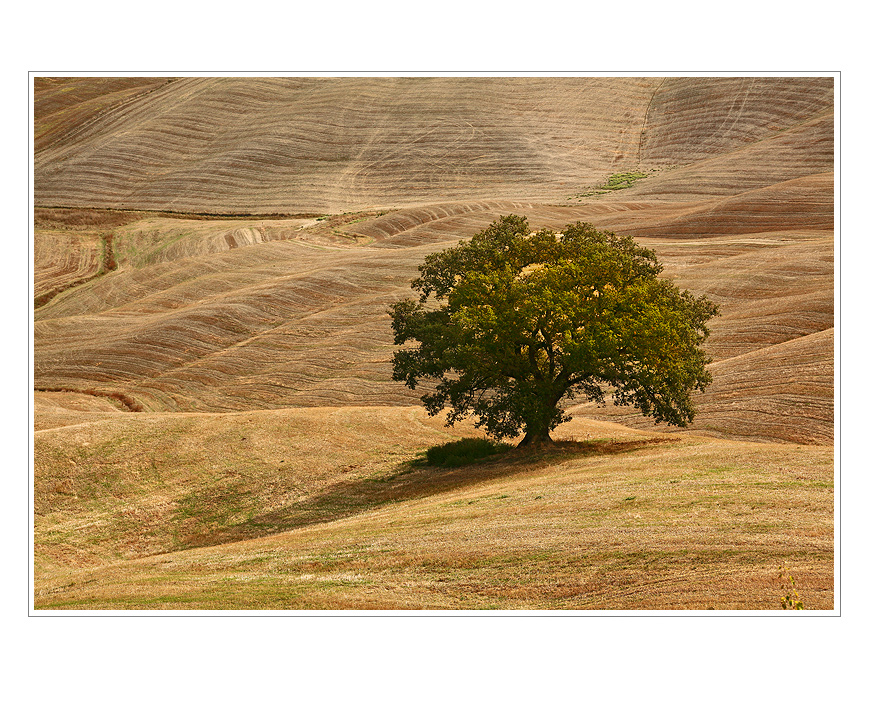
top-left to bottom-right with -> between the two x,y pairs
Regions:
390,215 -> 718,446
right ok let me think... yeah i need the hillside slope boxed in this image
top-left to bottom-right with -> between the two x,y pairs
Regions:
34,406 -> 833,610
35,204 -> 833,442
34,76 -> 833,213
34,76 -> 834,442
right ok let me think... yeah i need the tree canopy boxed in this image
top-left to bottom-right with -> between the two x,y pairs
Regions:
389,215 -> 718,446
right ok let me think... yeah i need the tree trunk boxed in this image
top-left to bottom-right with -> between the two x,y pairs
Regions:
518,429 -> 554,447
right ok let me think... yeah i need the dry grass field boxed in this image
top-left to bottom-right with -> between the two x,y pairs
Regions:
32,76 -> 835,610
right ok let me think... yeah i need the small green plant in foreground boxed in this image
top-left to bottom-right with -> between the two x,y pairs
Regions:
425,438 -> 511,467
779,566 -> 806,610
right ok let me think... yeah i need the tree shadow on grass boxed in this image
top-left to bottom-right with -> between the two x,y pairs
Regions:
177,436 -> 678,550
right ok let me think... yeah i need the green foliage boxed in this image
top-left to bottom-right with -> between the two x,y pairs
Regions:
779,566 -> 806,610
568,171 -> 648,199
602,172 -> 647,190
425,438 -> 511,467
390,215 -> 718,445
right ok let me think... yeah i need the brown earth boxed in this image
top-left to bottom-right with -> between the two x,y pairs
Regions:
34,76 -> 833,213
33,76 -> 835,610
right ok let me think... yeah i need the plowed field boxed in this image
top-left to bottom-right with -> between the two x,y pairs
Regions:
33,76 -> 835,610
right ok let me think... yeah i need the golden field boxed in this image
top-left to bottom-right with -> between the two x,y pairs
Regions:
33,76 -> 835,610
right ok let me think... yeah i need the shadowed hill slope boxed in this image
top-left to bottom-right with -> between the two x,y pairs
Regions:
34,76 -> 834,444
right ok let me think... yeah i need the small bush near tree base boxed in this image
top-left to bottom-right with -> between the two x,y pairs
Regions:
426,438 -> 511,467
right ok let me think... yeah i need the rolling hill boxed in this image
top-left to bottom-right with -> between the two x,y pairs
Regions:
32,76 -> 835,609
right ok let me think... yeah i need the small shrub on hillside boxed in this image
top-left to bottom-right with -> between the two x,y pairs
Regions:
602,171 -> 647,190
426,438 -> 511,467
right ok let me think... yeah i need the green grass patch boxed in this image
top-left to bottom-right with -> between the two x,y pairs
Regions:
425,437 -> 511,468
568,171 -> 649,200
601,172 -> 647,190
